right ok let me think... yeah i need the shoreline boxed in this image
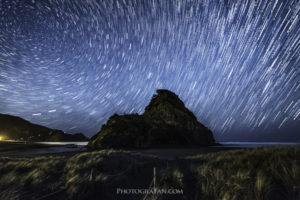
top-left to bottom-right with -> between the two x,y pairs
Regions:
1,140 -> 299,158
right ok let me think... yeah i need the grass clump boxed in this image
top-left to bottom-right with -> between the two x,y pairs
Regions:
186,146 -> 300,200
0,156 -> 66,199
0,146 -> 299,200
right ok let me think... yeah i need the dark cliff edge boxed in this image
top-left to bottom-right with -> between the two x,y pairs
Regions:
0,113 -> 88,142
88,89 -> 215,149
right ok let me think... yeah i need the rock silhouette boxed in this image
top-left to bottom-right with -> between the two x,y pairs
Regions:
88,89 -> 215,149
0,113 -> 88,142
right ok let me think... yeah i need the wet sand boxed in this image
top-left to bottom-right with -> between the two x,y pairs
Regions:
134,146 -> 242,159
0,141 -> 86,157
0,141 -> 242,159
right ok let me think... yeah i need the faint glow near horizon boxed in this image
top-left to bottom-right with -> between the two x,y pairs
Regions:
36,142 -> 88,146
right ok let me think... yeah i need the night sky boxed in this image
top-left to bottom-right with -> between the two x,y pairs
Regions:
0,0 -> 299,141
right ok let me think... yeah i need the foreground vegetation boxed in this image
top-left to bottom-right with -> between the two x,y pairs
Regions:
0,145 -> 299,200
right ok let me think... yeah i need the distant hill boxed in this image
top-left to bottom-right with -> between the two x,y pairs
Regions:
88,89 -> 215,149
0,113 -> 88,142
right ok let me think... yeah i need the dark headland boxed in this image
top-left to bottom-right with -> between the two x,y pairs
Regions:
0,113 -> 88,142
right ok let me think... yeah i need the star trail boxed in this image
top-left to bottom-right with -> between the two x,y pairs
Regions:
0,0 -> 299,141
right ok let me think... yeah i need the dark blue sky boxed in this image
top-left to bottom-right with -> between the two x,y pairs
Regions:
0,0 -> 299,141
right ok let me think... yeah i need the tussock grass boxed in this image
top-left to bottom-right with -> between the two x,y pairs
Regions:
0,156 -> 66,199
0,146 -> 299,200
183,146 -> 299,200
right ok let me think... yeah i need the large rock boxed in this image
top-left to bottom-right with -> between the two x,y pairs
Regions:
0,113 -> 88,142
88,89 -> 215,149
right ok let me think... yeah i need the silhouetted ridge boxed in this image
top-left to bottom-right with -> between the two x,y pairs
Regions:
0,113 -> 88,142
88,89 -> 215,149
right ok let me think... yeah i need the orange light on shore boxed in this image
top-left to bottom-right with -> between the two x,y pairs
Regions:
0,134 -> 6,140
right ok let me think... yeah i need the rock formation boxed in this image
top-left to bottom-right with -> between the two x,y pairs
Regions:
88,89 -> 215,149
